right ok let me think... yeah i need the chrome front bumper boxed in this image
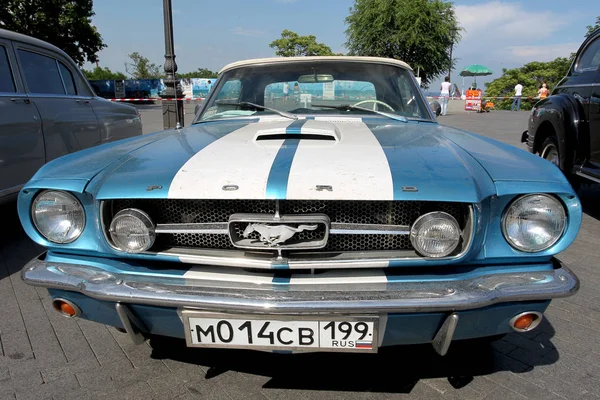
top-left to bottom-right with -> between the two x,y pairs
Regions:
22,253 -> 579,314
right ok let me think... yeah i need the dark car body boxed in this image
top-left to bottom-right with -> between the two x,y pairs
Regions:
522,28 -> 600,184
0,29 -> 143,204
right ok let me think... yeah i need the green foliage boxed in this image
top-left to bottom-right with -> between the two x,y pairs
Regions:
178,68 -> 218,79
344,0 -> 461,86
83,66 -> 126,80
484,57 -> 573,110
0,0 -> 105,65
586,16 -> 600,37
270,30 -> 338,57
126,52 -> 162,79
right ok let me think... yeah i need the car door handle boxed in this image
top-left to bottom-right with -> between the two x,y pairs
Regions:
10,98 -> 31,104
76,99 -> 91,104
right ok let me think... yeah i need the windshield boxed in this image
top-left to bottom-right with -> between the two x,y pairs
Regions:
196,61 -> 432,122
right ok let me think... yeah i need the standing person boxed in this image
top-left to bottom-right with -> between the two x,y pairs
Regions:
538,83 -> 550,99
511,82 -> 523,111
439,76 -> 451,116
283,82 -> 290,103
293,82 -> 300,103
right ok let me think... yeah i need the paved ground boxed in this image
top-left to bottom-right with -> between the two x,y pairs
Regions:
1,107 -> 600,400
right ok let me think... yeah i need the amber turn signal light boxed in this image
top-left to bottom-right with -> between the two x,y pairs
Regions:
52,299 -> 80,318
509,311 -> 542,332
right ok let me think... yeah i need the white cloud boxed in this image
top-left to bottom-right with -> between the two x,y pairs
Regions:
455,2 -> 566,41
501,42 -> 580,62
230,27 -> 266,37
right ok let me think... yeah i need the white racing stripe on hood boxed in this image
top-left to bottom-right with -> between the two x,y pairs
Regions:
286,121 -> 394,200
168,120 -> 294,199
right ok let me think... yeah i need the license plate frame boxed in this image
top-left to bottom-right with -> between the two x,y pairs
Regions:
181,311 -> 379,353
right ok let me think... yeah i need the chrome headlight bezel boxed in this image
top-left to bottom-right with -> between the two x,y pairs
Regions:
410,211 -> 462,258
501,194 -> 566,253
109,208 -> 156,253
31,190 -> 86,244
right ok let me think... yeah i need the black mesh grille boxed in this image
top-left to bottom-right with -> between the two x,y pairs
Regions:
107,199 -> 467,252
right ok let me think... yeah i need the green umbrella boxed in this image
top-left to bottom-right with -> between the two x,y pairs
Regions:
459,64 -> 493,87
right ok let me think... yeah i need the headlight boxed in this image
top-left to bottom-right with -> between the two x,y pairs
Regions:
109,209 -> 155,253
32,190 -> 85,244
410,212 -> 461,258
502,194 -> 566,252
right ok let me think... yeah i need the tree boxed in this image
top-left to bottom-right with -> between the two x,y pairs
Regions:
484,57 -> 573,111
178,68 -> 218,79
345,0 -> 461,86
83,66 -> 127,80
125,52 -> 162,79
0,0 -> 105,65
269,30 -> 338,57
585,16 -> 600,38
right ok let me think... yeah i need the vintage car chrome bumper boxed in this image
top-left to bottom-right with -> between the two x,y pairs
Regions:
22,253 -> 579,314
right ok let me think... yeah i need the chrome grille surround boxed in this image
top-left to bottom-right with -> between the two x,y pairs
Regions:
101,199 -> 474,269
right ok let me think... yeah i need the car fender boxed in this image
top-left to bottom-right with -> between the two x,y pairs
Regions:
529,93 -> 585,170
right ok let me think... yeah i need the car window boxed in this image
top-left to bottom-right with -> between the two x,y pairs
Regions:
0,45 -> 16,93
58,62 -> 77,95
576,37 -> 600,72
198,62 -> 431,122
18,49 -> 65,94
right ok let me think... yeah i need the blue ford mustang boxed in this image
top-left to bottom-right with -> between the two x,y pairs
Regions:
19,57 -> 580,355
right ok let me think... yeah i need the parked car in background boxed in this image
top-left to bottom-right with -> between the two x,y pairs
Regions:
20,56 -> 580,357
0,29 -> 143,204
522,28 -> 600,184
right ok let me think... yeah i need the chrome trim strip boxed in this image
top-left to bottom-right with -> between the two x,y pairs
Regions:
153,222 -> 411,235
156,223 -> 229,234
330,223 -> 410,235
22,255 -> 579,314
576,170 -> 600,184
432,313 -> 458,356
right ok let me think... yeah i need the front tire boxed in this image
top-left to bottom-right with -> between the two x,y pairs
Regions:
539,136 -> 580,190
540,136 -> 560,168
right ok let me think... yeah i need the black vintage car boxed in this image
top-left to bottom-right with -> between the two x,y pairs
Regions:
522,28 -> 600,184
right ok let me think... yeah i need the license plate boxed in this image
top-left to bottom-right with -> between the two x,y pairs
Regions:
182,312 -> 378,352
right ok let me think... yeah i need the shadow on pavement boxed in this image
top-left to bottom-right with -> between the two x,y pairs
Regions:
149,319 -> 558,394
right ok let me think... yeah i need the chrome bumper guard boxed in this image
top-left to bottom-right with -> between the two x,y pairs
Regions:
22,254 -> 579,314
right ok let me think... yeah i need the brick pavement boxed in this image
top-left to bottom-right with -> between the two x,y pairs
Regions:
1,110 -> 599,400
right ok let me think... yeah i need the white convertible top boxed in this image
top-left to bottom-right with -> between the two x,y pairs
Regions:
219,56 -> 412,74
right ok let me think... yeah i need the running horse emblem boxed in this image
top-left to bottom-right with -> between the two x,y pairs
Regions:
243,223 -> 318,246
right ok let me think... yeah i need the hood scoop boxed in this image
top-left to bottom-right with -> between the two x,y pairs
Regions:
254,120 -> 341,142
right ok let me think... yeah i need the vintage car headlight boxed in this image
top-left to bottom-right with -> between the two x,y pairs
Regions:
502,194 -> 566,252
32,190 -> 85,244
109,209 -> 155,253
410,212 -> 461,258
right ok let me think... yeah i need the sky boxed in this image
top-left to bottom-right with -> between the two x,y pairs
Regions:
87,0 -> 599,90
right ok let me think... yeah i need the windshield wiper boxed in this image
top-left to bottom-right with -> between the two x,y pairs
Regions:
312,104 -> 407,123
219,101 -> 297,120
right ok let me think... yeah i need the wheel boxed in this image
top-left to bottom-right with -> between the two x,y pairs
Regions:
539,136 -> 560,168
539,136 -> 580,190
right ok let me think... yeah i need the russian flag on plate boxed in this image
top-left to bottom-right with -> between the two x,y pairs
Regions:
355,341 -> 373,349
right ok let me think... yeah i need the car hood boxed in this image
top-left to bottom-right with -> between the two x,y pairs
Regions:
28,117 -> 569,203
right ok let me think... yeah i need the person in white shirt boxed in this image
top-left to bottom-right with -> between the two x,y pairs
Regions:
283,82 -> 290,103
512,83 -> 523,111
439,76 -> 452,116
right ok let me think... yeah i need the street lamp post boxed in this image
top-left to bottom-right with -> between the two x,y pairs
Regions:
448,28 -> 457,96
161,0 -> 183,129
